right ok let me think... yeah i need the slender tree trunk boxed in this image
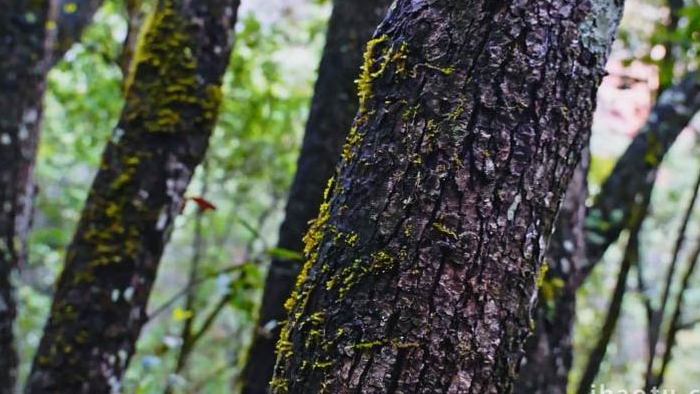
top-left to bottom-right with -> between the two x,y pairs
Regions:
643,165 -> 700,391
652,236 -> 700,389
579,72 -> 700,283
272,0 -> 623,392
0,3 -> 55,391
26,1 -> 239,391
576,201 -> 646,394
0,1 -> 103,391
240,1 -> 392,392
516,150 -> 589,394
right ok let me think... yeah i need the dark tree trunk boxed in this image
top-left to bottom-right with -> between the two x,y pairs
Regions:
26,0 -> 239,391
240,1 -> 392,392
0,1 -> 103,391
1,2 -> 55,392
516,151 -> 589,394
272,0 -> 622,392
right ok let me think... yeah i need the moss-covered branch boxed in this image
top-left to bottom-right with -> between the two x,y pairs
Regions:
272,0 -> 622,391
26,1 -> 240,391
240,1 -> 393,392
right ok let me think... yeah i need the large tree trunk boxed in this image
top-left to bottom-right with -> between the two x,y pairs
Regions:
0,1 -> 103,391
272,0 -> 622,392
26,0 -> 239,391
240,1 -> 392,392
516,151 -> 589,394
516,70 -> 700,392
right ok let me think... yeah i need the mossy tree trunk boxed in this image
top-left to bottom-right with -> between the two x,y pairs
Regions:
26,0 -> 239,392
240,1 -> 392,392
0,1 -> 102,392
272,0 -> 623,392
516,70 -> 700,393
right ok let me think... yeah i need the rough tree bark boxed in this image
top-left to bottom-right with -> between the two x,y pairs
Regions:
516,151 -> 589,394
272,0 -> 623,392
516,71 -> 700,393
240,1 -> 392,392
0,1 -> 103,392
26,0 -> 239,391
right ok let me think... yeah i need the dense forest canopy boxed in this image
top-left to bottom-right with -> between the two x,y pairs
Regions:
1,0 -> 700,392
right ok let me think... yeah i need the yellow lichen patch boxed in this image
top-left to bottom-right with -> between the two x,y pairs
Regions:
392,42 -> 410,76
356,35 -> 390,114
535,261 -> 550,289
411,63 -> 455,78
644,132 -> 663,166
353,340 -> 385,350
432,222 -> 458,239
341,36 -> 411,164
540,275 -> 566,304
279,176 -> 337,375
269,377 -> 289,393
341,125 -> 363,162
123,1 -> 222,134
371,250 -> 395,273
330,250 -> 397,298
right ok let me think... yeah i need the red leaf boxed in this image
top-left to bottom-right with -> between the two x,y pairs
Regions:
188,196 -> 217,212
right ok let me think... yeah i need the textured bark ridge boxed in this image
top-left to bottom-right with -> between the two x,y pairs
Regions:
241,1 -> 392,392
516,152 -> 589,394
273,0 -> 622,392
0,1 -> 103,391
26,1 -> 239,392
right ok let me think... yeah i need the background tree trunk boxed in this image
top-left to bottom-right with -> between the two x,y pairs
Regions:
272,0 -> 623,392
0,1 -> 103,391
26,0 -> 239,391
580,72 -> 700,281
0,3 -> 54,391
516,151 -> 589,394
240,1 -> 392,392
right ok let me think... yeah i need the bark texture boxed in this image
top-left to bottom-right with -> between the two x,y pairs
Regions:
240,1 -> 392,392
516,151 -> 589,394
26,1 -> 239,391
272,0 -> 622,392
0,1 -> 102,391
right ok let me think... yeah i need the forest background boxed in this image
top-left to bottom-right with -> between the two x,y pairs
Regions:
11,0 -> 700,392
